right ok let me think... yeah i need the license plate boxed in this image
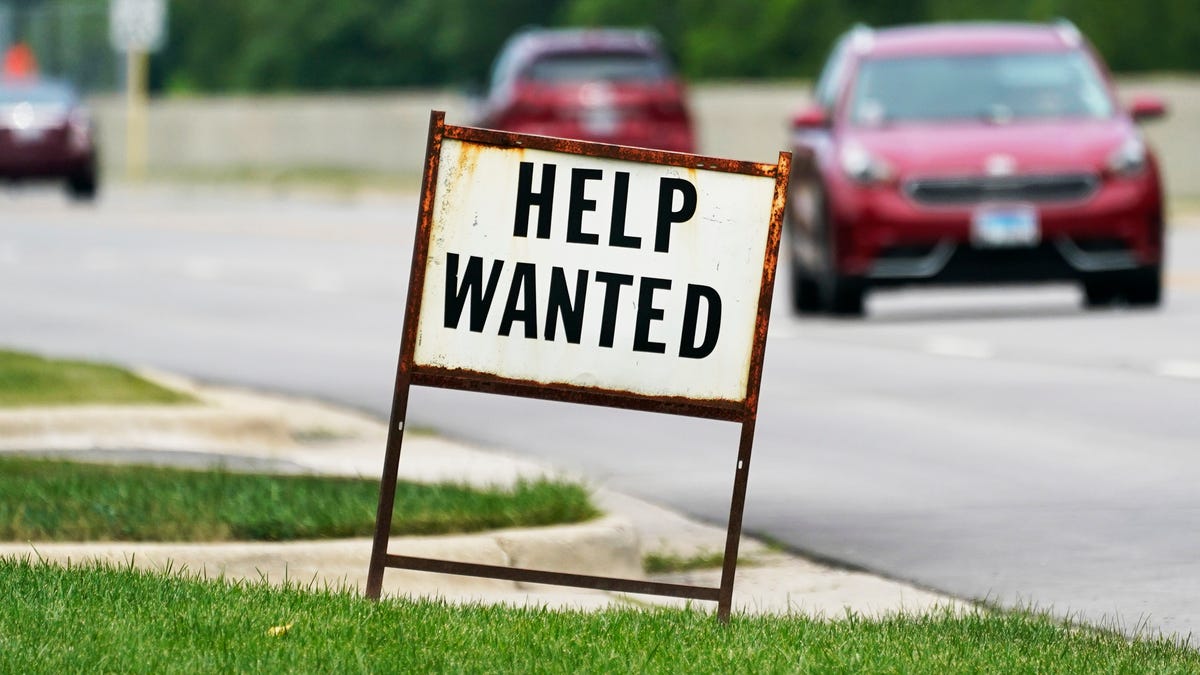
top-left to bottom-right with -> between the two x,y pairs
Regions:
582,107 -> 620,135
971,204 -> 1039,247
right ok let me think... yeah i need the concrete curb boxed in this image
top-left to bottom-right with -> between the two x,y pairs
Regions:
0,405 -> 293,453
0,515 -> 642,602
0,371 -> 964,615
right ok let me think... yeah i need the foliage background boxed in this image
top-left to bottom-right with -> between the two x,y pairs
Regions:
157,0 -> 1200,93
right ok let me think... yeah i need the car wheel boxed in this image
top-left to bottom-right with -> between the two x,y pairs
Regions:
808,188 -> 866,317
790,256 -> 823,314
66,169 -> 97,202
1082,278 -> 1118,308
1123,265 -> 1162,307
822,273 -> 866,316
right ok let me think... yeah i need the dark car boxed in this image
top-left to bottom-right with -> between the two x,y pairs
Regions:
786,21 -> 1167,315
476,28 -> 695,153
0,77 -> 98,200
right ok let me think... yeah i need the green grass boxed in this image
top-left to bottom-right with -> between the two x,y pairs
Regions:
644,550 -> 729,574
0,349 -> 194,407
1,558 -> 1196,674
0,457 -> 598,541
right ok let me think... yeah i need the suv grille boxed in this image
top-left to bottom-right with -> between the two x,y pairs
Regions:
905,173 -> 1099,206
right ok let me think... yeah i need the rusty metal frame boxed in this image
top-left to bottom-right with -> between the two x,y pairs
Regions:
366,110 -> 790,622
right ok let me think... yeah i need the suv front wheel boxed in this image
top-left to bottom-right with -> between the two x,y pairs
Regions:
815,198 -> 866,316
789,248 -> 824,314
1124,265 -> 1163,307
1082,265 -> 1162,309
820,271 -> 866,316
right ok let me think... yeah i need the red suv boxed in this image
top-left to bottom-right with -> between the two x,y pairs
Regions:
476,28 -> 695,153
787,22 -> 1167,315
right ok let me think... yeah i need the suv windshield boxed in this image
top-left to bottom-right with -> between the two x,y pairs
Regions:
524,52 -> 669,83
849,51 -> 1113,125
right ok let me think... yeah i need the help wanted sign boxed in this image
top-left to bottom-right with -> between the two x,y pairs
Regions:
412,123 -> 786,406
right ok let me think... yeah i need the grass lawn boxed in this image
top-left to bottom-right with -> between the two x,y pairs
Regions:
0,457 -> 597,541
1,558 -> 1195,674
643,550 -> 729,574
0,349 -> 194,407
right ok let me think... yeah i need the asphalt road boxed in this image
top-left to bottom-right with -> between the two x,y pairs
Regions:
3,185 -> 1199,640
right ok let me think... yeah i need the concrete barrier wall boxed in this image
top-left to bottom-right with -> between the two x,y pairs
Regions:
90,78 -> 1200,198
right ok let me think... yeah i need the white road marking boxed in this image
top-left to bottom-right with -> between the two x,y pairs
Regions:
923,335 -> 995,360
1156,360 -> 1200,380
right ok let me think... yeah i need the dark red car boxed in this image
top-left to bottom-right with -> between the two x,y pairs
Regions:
787,22 -> 1167,315
476,28 -> 695,153
0,77 -> 98,201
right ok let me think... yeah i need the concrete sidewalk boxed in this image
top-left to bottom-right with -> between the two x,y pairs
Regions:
0,371 -> 962,617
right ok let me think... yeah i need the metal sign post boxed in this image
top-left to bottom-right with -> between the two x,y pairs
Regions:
108,0 -> 166,181
367,111 -> 789,622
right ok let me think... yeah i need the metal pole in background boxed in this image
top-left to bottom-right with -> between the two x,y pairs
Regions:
124,47 -> 147,181
109,0 -> 167,182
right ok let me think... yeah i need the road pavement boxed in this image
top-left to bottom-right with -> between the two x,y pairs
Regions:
1,184 -> 1198,640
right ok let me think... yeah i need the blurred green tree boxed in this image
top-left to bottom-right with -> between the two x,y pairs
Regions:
154,0 -> 1200,93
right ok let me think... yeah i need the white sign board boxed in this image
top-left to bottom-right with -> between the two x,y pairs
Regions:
109,0 -> 167,52
413,138 -> 780,404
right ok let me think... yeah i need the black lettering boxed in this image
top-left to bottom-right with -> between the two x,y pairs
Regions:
654,177 -> 697,253
679,284 -> 722,359
567,168 -> 602,245
514,162 -> 556,239
608,171 -> 640,249
498,262 -> 538,338
633,276 -> 671,354
594,271 -> 634,348
444,253 -> 504,332
545,267 -> 589,344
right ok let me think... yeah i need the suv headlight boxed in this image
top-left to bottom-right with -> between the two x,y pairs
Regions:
840,142 -> 894,184
1107,134 -> 1147,176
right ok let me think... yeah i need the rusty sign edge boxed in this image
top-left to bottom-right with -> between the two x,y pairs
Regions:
411,366 -> 747,422
445,122 -> 780,178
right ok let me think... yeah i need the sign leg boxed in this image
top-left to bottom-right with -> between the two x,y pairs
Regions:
365,373 -> 413,600
717,419 -> 756,622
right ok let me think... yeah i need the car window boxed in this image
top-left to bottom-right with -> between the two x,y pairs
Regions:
522,52 -> 669,83
0,82 -> 76,106
848,50 -> 1113,125
813,39 -> 850,110
488,38 -> 523,94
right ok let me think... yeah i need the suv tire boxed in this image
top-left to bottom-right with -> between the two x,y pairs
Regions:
1082,277 -> 1118,308
790,258 -> 823,314
1123,265 -> 1162,307
66,169 -> 97,202
822,273 -> 866,316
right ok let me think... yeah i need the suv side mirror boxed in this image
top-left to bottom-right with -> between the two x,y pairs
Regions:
1128,95 -> 1167,123
791,105 -> 830,129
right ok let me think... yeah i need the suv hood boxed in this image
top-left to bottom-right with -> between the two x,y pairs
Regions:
847,119 -> 1135,176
